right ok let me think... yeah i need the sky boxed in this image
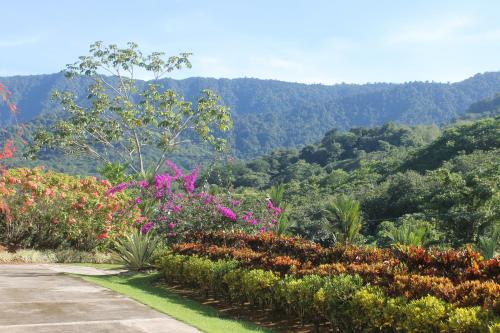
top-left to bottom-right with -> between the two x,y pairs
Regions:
1,0 -> 500,84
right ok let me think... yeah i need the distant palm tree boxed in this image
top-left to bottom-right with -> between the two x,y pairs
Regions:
269,183 -> 291,236
269,183 -> 286,207
325,195 -> 363,245
478,225 -> 499,259
387,223 -> 431,247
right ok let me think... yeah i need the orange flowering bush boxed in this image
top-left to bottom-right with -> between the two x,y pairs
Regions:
0,167 -> 140,251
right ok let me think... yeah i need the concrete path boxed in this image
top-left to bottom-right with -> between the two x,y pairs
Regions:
0,264 -> 201,333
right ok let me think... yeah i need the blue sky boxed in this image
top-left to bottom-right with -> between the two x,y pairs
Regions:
1,0 -> 500,83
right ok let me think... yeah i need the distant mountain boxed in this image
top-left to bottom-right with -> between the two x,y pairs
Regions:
1,72 -> 500,158
462,93 -> 500,119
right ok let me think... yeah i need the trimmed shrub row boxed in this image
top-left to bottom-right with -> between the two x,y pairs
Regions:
171,243 -> 499,311
158,254 -> 499,332
182,231 -> 500,282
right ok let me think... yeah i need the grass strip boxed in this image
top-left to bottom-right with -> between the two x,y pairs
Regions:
80,272 -> 271,333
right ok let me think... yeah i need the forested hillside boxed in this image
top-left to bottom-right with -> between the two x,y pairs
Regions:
462,92 -> 500,119
2,71 -> 500,158
203,116 -> 500,248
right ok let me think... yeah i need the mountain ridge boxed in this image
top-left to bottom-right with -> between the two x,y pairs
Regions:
1,71 -> 500,158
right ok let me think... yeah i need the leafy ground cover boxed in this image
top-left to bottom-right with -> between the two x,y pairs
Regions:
80,272 -> 271,333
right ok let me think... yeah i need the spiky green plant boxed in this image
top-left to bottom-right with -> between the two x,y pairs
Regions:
274,214 -> 292,237
388,223 -> 432,247
325,195 -> 363,245
269,183 -> 293,236
114,229 -> 160,270
269,183 -> 286,207
478,225 -> 499,259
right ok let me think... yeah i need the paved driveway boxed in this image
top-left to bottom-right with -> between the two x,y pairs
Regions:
0,264 -> 200,333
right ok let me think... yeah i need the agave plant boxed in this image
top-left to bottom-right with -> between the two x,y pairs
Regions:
114,229 -> 160,270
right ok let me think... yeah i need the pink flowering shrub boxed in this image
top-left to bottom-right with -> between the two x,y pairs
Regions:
108,161 -> 281,239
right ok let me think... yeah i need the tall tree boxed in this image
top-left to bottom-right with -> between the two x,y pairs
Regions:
29,42 -> 232,176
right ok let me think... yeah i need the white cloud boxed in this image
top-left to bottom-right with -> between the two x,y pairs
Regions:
386,16 -> 475,44
188,56 -> 241,78
476,29 -> 500,42
0,35 -> 44,48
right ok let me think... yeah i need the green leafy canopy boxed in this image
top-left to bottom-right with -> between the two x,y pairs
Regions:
28,41 -> 233,176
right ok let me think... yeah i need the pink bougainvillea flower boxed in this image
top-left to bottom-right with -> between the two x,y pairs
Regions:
183,167 -> 199,193
266,200 -> 282,216
137,180 -> 148,188
140,221 -> 155,234
165,160 -> 183,179
217,205 -> 237,221
242,211 -> 253,221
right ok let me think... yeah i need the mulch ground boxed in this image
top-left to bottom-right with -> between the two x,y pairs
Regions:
156,280 -> 332,333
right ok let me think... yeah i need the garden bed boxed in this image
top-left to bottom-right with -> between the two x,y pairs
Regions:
157,231 -> 500,332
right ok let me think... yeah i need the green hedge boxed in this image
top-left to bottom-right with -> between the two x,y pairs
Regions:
158,254 -> 499,333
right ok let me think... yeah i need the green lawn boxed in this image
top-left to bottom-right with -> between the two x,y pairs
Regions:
80,273 -> 272,333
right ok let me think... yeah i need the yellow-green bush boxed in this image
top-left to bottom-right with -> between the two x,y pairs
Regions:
240,269 -> 279,306
399,295 -> 448,332
182,256 -> 214,290
159,254 -> 238,297
279,274 -> 325,324
223,269 -> 246,303
349,286 -> 387,332
447,307 -> 492,333
158,253 -> 187,281
315,274 -> 363,331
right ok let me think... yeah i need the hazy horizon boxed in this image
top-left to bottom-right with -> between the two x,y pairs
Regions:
1,70 -> 498,86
